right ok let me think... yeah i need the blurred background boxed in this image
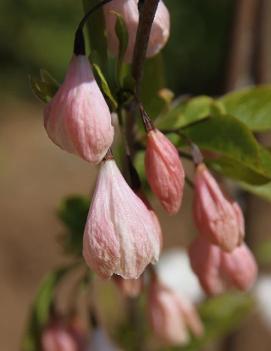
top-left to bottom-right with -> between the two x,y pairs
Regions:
1,0 -> 271,350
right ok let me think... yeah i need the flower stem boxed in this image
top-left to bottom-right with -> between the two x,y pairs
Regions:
132,0 -> 160,95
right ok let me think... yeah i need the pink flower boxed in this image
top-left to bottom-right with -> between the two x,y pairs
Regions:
112,275 -> 143,298
147,0 -> 170,58
41,319 -> 86,351
136,190 -> 163,248
189,235 -> 258,295
147,278 -> 204,346
83,159 -> 161,279
220,244 -> 258,291
145,129 -> 185,214
44,55 -> 114,164
103,0 -> 170,63
189,235 -> 225,296
193,163 -> 243,251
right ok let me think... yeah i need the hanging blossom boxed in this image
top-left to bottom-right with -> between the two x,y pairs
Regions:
44,54 -> 114,164
193,163 -> 244,251
147,275 -> 204,346
41,316 -> 87,351
145,128 -> 185,215
189,235 -> 258,296
83,155 -> 161,279
103,0 -> 170,63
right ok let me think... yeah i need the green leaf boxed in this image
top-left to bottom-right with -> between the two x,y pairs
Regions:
220,85 -> 271,131
93,63 -> 118,110
114,12 -> 128,64
178,114 -> 271,184
58,195 -> 89,256
29,76 -> 55,103
207,157 -> 270,185
239,147 -> 271,194
29,70 -> 59,102
156,96 -> 215,130
22,265 -> 77,351
40,69 -> 59,90
240,181 -> 271,202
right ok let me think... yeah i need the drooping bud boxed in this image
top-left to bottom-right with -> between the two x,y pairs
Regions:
189,235 -> 225,296
193,163 -> 243,251
83,158 -> 161,279
44,55 -> 114,164
146,0 -> 170,58
103,0 -> 170,63
41,318 -> 85,351
220,243 -> 258,291
147,278 -> 204,346
189,236 -> 258,295
112,275 -> 143,298
145,129 -> 185,214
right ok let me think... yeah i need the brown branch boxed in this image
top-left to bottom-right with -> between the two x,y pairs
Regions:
132,0 -> 160,95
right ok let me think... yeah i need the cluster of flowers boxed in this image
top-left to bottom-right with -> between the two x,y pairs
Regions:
41,0 -> 257,348
189,163 -> 258,295
44,0 -> 173,281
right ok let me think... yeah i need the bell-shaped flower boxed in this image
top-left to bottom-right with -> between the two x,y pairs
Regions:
103,0 -> 170,63
189,235 -> 225,296
147,0 -> 170,58
193,163 -> 243,251
145,129 -> 185,214
41,318 -> 86,351
44,55 -> 114,164
189,235 -> 257,295
83,159 -> 161,279
220,243 -> 258,291
135,189 -> 163,248
147,278 -> 204,346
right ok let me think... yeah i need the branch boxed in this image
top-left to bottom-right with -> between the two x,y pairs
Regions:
132,0 -> 160,95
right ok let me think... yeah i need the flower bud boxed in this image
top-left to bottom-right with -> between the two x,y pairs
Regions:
83,159 -> 161,279
145,129 -> 185,215
147,278 -> 203,346
41,320 -> 84,351
189,235 -> 225,296
193,164 -> 242,251
220,243 -> 258,291
103,0 -> 170,63
189,236 -> 258,295
112,275 -> 143,298
44,55 -> 114,164
147,0 -> 170,58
